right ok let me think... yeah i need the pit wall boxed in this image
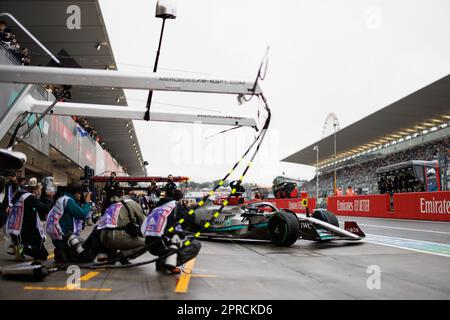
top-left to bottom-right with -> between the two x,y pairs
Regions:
327,191 -> 450,222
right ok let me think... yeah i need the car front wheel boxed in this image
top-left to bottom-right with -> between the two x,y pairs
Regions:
268,210 -> 300,247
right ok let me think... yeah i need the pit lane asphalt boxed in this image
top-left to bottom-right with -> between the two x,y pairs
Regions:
1,216 -> 449,300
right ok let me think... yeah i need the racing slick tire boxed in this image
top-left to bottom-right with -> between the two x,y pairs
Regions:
312,209 -> 339,227
268,210 -> 300,247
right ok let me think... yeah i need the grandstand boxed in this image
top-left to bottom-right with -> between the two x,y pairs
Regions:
283,75 -> 450,197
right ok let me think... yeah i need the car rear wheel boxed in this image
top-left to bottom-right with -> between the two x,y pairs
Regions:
312,209 -> 339,227
268,210 -> 300,247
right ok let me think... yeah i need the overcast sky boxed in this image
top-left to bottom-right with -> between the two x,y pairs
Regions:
98,0 -> 450,185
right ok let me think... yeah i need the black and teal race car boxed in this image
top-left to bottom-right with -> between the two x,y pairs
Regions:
192,201 -> 365,246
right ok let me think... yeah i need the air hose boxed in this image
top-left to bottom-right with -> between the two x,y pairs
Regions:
80,93 -> 271,271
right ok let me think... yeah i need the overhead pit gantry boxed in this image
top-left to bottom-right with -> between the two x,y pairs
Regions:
0,12 -> 269,170
0,64 -> 267,168
0,64 -> 262,141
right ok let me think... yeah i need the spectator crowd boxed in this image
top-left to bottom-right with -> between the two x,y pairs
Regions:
0,20 -> 32,65
303,138 -> 449,197
71,116 -> 107,149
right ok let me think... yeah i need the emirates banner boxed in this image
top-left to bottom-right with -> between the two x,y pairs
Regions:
393,191 -> 450,222
327,194 -> 391,217
327,192 -> 450,221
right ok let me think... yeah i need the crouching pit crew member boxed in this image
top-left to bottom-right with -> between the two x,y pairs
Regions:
84,188 -> 147,264
45,184 -> 94,264
142,189 -> 201,274
6,177 -> 53,261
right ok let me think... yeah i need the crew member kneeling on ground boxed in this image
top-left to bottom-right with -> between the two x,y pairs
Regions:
142,189 -> 201,274
45,184 -> 93,263
85,188 -> 147,264
6,177 -> 53,261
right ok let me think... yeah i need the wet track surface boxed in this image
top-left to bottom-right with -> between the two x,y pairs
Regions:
1,216 -> 449,299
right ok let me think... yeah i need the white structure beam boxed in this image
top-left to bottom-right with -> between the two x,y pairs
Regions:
28,98 -> 257,127
0,65 -> 261,95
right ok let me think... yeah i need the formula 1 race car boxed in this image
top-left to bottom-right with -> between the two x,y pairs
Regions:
192,199 -> 365,246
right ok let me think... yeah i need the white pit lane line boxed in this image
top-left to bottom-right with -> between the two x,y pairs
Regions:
348,216 -> 450,224
364,234 -> 450,258
359,224 -> 450,235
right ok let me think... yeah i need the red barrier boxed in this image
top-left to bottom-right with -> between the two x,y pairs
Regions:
393,191 -> 450,222
327,194 -> 391,218
256,198 -> 317,213
326,192 -> 450,221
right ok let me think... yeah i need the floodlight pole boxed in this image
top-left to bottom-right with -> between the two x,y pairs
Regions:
313,145 -> 319,201
333,123 -> 337,195
144,17 -> 167,121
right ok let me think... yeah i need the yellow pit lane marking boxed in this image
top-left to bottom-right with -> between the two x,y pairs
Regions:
80,271 -> 100,281
175,258 -> 196,293
174,259 -> 217,293
23,270 -> 106,292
